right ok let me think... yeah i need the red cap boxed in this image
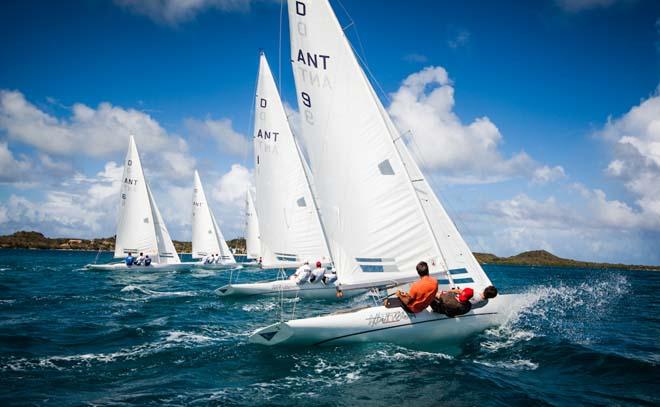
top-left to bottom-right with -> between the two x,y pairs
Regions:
458,287 -> 474,302
316,261 -> 322,267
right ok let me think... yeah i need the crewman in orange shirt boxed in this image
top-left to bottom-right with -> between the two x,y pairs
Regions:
385,261 -> 438,313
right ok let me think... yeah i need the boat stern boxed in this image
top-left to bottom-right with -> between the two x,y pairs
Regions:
248,322 -> 294,345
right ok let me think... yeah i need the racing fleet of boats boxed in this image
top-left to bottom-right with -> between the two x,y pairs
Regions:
86,0 -> 512,350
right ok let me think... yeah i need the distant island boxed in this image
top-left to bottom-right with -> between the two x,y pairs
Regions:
0,231 -> 245,255
0,231 -> 657,271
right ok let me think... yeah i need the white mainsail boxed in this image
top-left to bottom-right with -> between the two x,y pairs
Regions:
113,135 -> 180,265
253,52 -> 330,266
287,0 -> 490,289
245,189 -> 261,259
192,170 -> 236,263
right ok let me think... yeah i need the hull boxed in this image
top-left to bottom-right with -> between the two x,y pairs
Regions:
85,262 -> 193,271
249,294 -> 515,348
191,262 -> 242,270
216,279 -> 365,300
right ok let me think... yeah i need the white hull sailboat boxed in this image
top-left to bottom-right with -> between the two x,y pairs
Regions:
250,294 -> 514,348
191,170 -> 240,270
250,0 -> 511,347
218,52 -> 333,297
86,136 -> 186,271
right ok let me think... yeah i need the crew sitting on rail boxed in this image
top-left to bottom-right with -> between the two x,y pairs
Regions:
470,286 -> 498,310
322,268 -> 337,285
431,287 -> 474,317
144,255 -> 152,266
309,261 -> 325,283
289,261 -> 312,284
135,252 -> 145,266
125,252 -> 134,266
384,261 -> 438,313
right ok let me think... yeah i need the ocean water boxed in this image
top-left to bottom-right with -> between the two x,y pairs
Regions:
0,249 -> 658,406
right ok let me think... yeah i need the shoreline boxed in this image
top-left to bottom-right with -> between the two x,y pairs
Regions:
1,246 -> 656,272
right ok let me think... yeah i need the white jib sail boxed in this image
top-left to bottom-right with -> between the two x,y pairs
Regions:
287,0 -> 490,290
245,189 -> 261,259
253,52 -> 330,266
211,211 -> 236,263
192,170 -> 236,263
146,182 -> 181,265
114,135 -> 159,260
192,170 -> 222,259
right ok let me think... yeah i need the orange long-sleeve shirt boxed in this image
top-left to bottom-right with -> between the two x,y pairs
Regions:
406,275 -> 438,313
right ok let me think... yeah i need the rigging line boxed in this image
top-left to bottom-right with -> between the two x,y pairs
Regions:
405,131 -> 488,257
336,0 -> 368,68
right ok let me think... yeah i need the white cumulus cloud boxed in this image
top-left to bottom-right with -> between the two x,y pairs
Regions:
0,141 -> 31,183
185,117 -> 250,156
115,0 -> 266,25
388,66 -> 559,184
599,89 -> 660,222
212,163 -> 251,206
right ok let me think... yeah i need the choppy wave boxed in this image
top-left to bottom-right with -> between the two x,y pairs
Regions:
1,251 -> 657,406
1,329 -> 222,372
120,284 -> 197,299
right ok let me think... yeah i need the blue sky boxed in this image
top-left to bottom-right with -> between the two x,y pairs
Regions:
1,0 -> 659,264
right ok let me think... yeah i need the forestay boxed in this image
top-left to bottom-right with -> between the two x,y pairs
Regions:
253,52 -> 330,266
192,171 -> 236,263
287,0 -> 490,289
245,190 -> 261,259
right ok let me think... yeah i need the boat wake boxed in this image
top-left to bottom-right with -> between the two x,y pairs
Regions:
119,285 -> 197,299
466,273 -> 631,370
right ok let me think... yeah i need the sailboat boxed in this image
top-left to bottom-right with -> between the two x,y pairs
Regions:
191,170 -> 239,269
86,136 -> 187,271
217,52 -> 347,299
249,0 -> 514,346
244,189 -> 261,261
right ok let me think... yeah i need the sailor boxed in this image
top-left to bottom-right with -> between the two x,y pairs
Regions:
144,255 -> 152,266
470,285 -> 498,310
125,252 -> 134,267
322,268 -> 337,285
289,261 -> 312,284
202,254 -> 211,264
135,252 -> 145,266
214,254 -> 221,264
309,261 -> 325,283
431,287 -> 474,317
386,261 -> 438,313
